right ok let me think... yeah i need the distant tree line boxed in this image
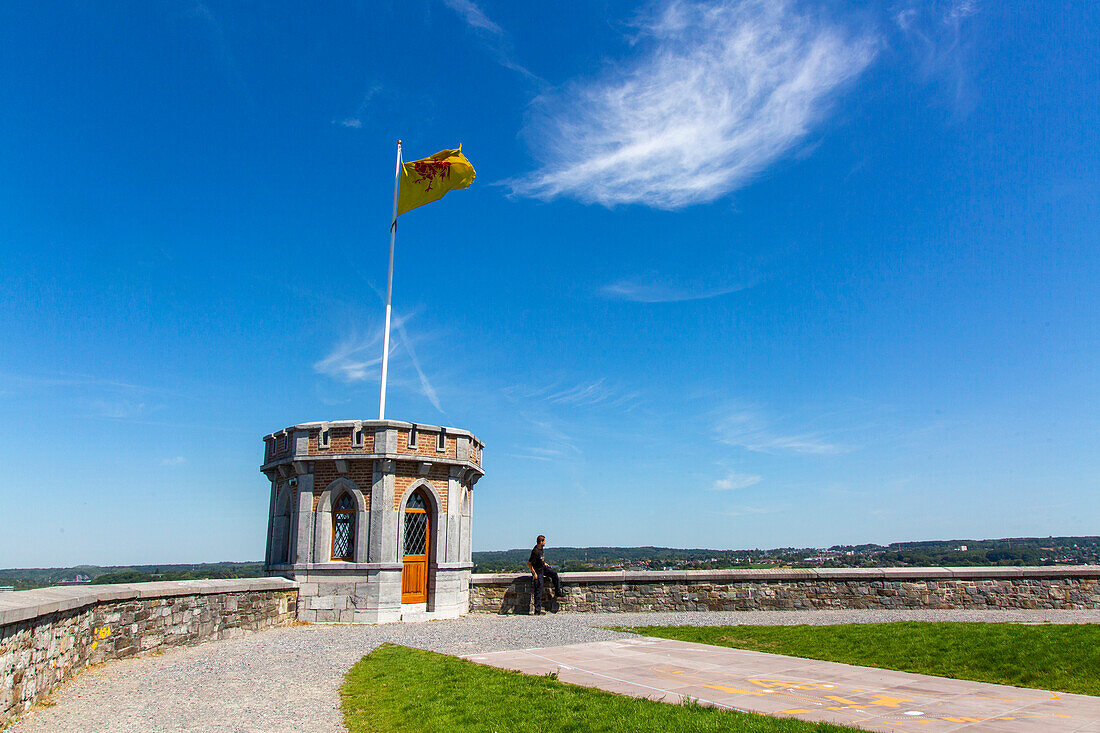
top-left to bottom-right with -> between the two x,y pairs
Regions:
0,562 -> 264,590
3,537 -> 1096,589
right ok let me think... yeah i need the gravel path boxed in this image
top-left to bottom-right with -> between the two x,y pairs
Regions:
11,608 -> 1100,733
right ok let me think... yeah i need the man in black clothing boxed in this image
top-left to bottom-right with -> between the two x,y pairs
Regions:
527,534 -> 562,614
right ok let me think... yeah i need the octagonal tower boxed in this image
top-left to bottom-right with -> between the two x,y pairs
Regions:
261,420 -> 483,623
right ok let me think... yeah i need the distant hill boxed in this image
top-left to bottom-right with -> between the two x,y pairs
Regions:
0,562 -> 263,591
3,536 -> 1096,589
471,536 -> 1100,574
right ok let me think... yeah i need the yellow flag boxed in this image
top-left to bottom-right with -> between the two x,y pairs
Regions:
396,147 -> 476,217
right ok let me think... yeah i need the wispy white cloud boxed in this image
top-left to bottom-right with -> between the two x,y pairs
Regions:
717,409 -> 851,455
711,471 -> 762,491
442,0 -> 538,80
185,2 -> 253,106
393,314 -> 443,413
333,86 -> 381,130
546,379 -> 638,408
313,312 -> 445,413
442,0 -> 502,35
891,0 -> 979,116
503,446 -> 566,462
506,377 -> 640,410
160,456 -> 186,467
510,0 -> 877,208
602,273 -> 758,303
0,372 -> 194,423
722,505 -> 784,517
87,399 -> 146,420
313,331 -> 385,383
312,313 -> 405,384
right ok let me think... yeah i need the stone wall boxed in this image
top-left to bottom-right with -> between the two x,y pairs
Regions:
284,563 -> 471,623
470,566 -> 1100,614
0,578 -> 298,728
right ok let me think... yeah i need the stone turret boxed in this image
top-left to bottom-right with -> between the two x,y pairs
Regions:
261,420 -> 483,623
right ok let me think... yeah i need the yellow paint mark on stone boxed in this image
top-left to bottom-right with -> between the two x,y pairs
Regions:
90,625 -> 112,651
940,717 -> 980,723
750,678 -> 835,690
702,684 -> 766,696
778,709 -> 813,714
825,696 -> 864,706
865,694 -> 914,708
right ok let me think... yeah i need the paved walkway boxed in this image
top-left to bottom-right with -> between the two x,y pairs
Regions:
471,637 -> 1100,732
8,609 -> 1100,732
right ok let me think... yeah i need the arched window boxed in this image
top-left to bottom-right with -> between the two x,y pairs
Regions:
331,493 -> 356,561
403,491 -> 428,556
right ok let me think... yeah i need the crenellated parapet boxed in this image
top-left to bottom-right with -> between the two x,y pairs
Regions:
262,420 -> 483,475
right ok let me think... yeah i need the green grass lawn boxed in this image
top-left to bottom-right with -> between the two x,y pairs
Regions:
341,644 -> 854,733
618,622 -> 1100,696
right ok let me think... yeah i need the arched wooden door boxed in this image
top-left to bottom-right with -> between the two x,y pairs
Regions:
401,490 -> 430,603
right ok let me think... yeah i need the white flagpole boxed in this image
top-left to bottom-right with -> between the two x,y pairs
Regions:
378,139 -> 403,420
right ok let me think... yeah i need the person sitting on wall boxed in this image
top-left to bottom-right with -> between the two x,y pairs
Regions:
527,534 -> 563,615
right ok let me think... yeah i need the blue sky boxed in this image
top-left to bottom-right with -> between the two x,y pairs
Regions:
1,1 -> 1097,566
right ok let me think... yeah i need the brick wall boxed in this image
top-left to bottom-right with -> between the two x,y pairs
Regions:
0,578 -> 298,728
394,462 -> 451,512
395,427 -> 458,459
470,567 -> 1100,614
312,460 -> 374,507
307,426 -> 376,454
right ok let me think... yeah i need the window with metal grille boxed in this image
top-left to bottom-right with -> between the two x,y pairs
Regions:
436,428 -> 446,452
403,491 -> 428,556
331,493 -> 355,561
409,424 -> 418,448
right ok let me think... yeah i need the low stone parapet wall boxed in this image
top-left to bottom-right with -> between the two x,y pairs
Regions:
469,566 -> 1100,615
0,577 -> 298,727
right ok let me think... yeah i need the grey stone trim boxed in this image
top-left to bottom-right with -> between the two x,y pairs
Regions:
469,566 -> 1100,585
267,481 -> 294,566
263,477 -> 277,566
0,578 -> 298,626
291,473 -> 315,565
260,452 -> 484,475
470,567 -> 1100,614
371,460 -> 397,564
264,419 -> 484,448
281,563 -> 404,572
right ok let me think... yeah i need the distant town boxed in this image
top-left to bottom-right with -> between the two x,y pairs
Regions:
2,536 -> 1096,592
469,536 -> 1100,574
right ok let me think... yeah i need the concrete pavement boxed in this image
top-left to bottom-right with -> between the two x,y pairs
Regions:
468,637 -> 1100,732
